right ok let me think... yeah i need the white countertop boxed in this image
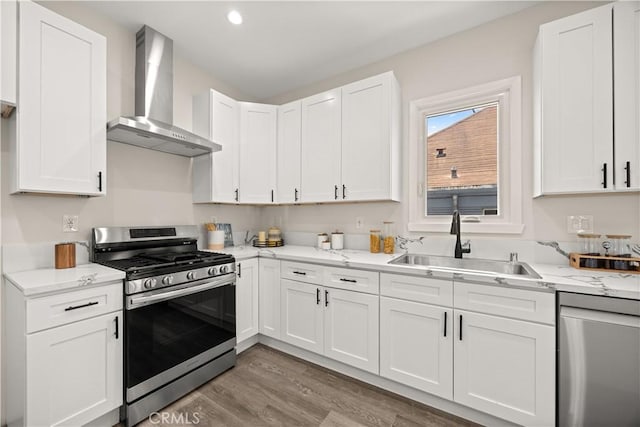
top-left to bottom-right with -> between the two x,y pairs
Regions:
214,245 -> 640,300
4,263 -> 125,297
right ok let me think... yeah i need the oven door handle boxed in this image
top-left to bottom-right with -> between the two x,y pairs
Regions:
127,275 -> 235,309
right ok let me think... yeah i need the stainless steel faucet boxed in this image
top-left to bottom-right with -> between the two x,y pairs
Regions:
450,211 -> 471,258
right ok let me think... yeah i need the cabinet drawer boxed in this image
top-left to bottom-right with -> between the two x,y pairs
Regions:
324,266 -> 379,294
454,283 -> 555,325
281,261 -> 323,285
26,282 -> 123,333
381,273 -> 453,306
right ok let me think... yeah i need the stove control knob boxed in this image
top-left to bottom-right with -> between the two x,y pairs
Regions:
143,278 -> 157,289
208,267 -> 218,276
162,275 -> 174,286
220,265 -> 229,274
186,271 -> 196,281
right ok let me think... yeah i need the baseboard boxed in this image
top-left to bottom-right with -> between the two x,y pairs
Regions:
236,335 -> 259,354
253,335 -> 517,427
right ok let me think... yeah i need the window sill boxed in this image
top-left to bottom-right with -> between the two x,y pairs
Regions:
408,221 -> 525,234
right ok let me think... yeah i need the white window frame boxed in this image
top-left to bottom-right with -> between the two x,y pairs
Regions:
408,76 -> 524,234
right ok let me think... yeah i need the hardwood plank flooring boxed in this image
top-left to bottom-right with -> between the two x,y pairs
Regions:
135,344 -> 480,427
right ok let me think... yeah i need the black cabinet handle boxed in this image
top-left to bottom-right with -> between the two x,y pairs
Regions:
65,301 -> 99,312
459,314 -> 463,341
98,171 -> 103,192
316,288 -> 320,305
238,263 -> 242,278
339,278 -> 357,283
325,290 -> 329,307
292,271 -> 307,276
114,316 -> 119,339
444,312 -> 447,337
625,161 -> 631,188
602,163 -> 608,188
271,190 -> 274,203
342,184 -> 346,199
294,188 -> 299,202
334,185 -> 338,200
235,188 -> 239,202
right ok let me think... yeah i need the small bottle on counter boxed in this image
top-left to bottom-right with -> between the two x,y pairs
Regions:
370,229 -> 381,253
383,221 -> 395,254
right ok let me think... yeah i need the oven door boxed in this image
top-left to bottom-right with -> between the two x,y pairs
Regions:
125,274 -> 236,403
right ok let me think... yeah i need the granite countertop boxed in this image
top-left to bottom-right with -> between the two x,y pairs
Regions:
214,245 -> 640,300
4,263 -> 125,297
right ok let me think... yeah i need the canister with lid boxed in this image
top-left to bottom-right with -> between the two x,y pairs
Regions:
331,231 -> 344,250
369,230 -> 381,253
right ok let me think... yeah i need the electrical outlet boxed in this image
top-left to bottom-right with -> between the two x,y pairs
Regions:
355,217 -> 364,229
62,215 -> 79,232
567,215 -> 593,234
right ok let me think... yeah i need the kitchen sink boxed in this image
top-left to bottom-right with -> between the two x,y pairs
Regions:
388,254 -> 541,279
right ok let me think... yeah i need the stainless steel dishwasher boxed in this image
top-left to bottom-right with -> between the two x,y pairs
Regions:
558,292 -> 640,427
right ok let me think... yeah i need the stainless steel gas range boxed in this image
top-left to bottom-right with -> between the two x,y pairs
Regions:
91,225 -> 236,427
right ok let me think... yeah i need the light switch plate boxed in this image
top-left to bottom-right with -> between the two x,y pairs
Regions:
62,215 -> 79,232
567,215 -> 593,234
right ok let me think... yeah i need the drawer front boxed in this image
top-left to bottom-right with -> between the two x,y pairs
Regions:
26,281 -> 123,333
381,273 -> 453,307
281,261 -> 324,285
454,282 -> 555,325
324,266 -> 379,294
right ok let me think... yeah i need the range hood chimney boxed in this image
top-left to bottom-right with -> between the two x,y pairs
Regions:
106,26 -> 221,157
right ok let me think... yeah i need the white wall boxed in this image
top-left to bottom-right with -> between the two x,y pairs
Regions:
262,1 -> 640,244
0,1 -> 262,251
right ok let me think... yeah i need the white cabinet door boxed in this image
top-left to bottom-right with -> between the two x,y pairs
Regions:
341,72 -> 400,201
538,4 -> 613,194
614,1 -> 640,191
15,1 -> 106,195
280,279 -> 323,353
380,297 -> 452,399
324,288 -> 379,374
301,89 -> 342,203
1,0 -> 17,106
192,89 -> 240,203
277,100 -> 302,203
453,310 -> 555,427
25,312 -> 122,427
236,258 -> 259,343
239,102 -> 277,203
258,258 -> 281,339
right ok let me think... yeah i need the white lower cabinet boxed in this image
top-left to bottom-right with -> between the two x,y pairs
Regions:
236,258 -> 259,343
380,297 -> 453,399
453,309 -> 555,427
280,278 -> 324,353
258,258 -> 281,339
26,312 -> 123,427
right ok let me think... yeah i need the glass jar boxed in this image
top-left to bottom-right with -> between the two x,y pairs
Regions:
578,233 -> 601,255
369,230 -> 381,253
383,221 -> 395,254
605,235 -> 632,257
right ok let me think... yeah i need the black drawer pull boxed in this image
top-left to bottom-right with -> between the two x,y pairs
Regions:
114,316 -> 119,339
292,271 -> 307,275
339,278 -> 357,283
325,290 -> 329,307
342,184 -> 346,199
65,301 -> 99,312
295,188 -> 299,201
334,185 -> 338,200
459,315 -> 463,341
238,263 -> 242,278
271,189 -> 274,203
602,163 -> 608,188
98,171 -> 103,192
235,188 -> 239,202
625,161 -> 631,187
316,288 -> 320,305
444,312 -> 447,337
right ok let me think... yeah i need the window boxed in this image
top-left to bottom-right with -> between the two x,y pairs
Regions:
408,76 -> 524,234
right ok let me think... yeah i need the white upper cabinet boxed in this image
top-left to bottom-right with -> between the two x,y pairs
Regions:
614,1 -> 640,191
277,100 -> 302,203
1,0 -> 17,106
239,102 -> 278,203
300,89 -> 342,203
535,3 -> 640,195
192,89 -> 240,203
341,72 -> 401,201
11,1 -> 106,196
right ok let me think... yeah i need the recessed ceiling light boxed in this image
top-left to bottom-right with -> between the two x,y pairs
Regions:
227,10 -> 243,25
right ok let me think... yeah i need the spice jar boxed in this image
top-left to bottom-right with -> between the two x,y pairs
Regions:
383,221 -> 395,254
369,230 -> 381,253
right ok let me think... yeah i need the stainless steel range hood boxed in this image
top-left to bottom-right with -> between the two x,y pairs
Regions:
106,26 -> 221,157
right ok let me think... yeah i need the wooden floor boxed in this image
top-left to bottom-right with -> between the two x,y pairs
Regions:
136,344 -> 479,427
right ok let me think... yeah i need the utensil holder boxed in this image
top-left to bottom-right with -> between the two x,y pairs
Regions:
55,243 -> 76,269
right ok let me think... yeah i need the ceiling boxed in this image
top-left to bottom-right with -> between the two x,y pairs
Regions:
86,1 -> 537,101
